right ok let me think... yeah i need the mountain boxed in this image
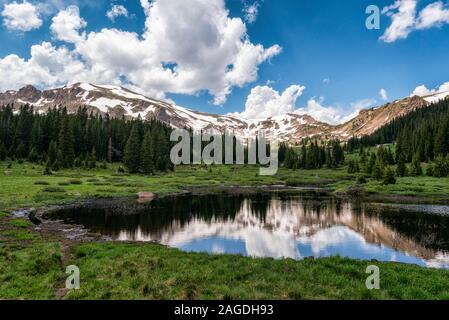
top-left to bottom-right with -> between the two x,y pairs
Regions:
1,82 -> 448,142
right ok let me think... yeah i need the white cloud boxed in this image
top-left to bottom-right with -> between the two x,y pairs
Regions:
381,0 -> 449,42
50,5 -> 86,43
0,0 -> 281,105
411,84 -> 431,96
411,81 -> 449,97
296,97 -> 376,125
234,85 -> 305,120
232,84 -> 377,124
1,1 -> 42,31
380,0 -> 417,43
106,4 -> 128,22
323,78 -> 330,85
416,1 -> 449,29
379,88 -> 388,100
0,42 -> 103,91
243,1 -> 260,24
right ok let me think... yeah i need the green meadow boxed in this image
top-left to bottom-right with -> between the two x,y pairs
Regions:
2,161 -> 449,300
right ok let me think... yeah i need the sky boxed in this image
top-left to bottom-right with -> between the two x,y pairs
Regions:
0,0 -> 449,124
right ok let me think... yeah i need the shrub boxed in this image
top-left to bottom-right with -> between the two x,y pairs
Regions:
69,179 -> 83,185
34,181 -> 50,185
42,186 -> 65,193
357,176 -> 368,184
58,182 -> 70,186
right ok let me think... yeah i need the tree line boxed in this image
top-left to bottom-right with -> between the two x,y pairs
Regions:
0,104 -> 173,174
346,98 -> 449,179
280,140 -> 345,170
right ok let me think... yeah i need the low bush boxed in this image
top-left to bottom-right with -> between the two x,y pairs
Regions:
42,186 -> 65,193
34,181 -> 50,186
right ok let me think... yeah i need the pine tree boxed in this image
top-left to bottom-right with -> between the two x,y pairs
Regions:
433,155 -> 449,177
410,153 -> 423,176
396,153 -> 407,177
108,137 -> 113,163
28,147 -> 39,163
140,131 -> 154,175
124,124 -> 141,173
88,147 -> 97,169
47,140 -> 57,165
0,143 -> 6,161
383,166 -> 397,185
366,153 -> 377,175
372,159 -> 384,180
43,160 -> 52,175
426,163 -> 434,177
348,159 -> 360,174
58,117 -> 75,168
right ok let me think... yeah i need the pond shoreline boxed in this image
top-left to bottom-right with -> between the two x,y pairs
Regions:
19,183 -> 449,243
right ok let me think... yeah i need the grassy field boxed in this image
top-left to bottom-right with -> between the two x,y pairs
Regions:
0,161 -> 355,211
2,160 -> 449,300
2,216 -> 449,300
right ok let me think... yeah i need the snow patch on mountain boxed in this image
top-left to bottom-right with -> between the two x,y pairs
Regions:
0,82 -> 442,142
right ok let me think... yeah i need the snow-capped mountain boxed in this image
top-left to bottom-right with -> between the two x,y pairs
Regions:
1,82 -> 448,142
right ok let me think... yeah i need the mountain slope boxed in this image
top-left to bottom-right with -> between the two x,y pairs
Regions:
1,83 -> 448,142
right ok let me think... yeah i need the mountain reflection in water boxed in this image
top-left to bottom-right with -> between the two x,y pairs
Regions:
47,193 -> 449,268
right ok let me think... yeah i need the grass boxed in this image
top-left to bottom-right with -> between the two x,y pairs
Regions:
2,160 -> 449,300
64,242 -> 449,300
0,161 -> 355,212
0,211 -> 61,299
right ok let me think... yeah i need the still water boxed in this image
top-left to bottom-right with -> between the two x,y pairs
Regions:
45,193 -> 449,268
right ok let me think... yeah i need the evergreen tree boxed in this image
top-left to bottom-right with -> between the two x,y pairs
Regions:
88,147 -> 97,169
43,160 -> 52,175
372,159 -> 384,180
108,137 -> 113,163
58,117 -> 75,168
28,147 -> 39,163
426,163 -> 434,177
366,153 -> 377,175
396,153 -> 407,177
433,155 -> 449,177
410,153 -> 423,176
124,124 -> 141,173
348,159 -> 360,174
0,143 -> 6,161
140,131 -> 154,175
47,140 -> 57,165
383,166 -> 396,185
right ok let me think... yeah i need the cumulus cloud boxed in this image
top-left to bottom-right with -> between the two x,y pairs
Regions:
295,97 -> 376,125
379,88 -> 388,100
381,0 -> 449,42
50,5 -> 86,43
411,81 -> 449,97
243,1 -> 260,24
416,1 -> 449,29
106,4 -> 128,22
1,1 -> 42,31
234,85 -> 305,119
380,0 -> 417,43
233,84 -> 377,124
0,0 -> 281,105
0,42 -> 105,91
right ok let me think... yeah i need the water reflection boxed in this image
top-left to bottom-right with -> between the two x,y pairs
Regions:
46,193 -> 449,268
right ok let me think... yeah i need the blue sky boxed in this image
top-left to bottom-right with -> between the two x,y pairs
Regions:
0,0 -> 449,123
